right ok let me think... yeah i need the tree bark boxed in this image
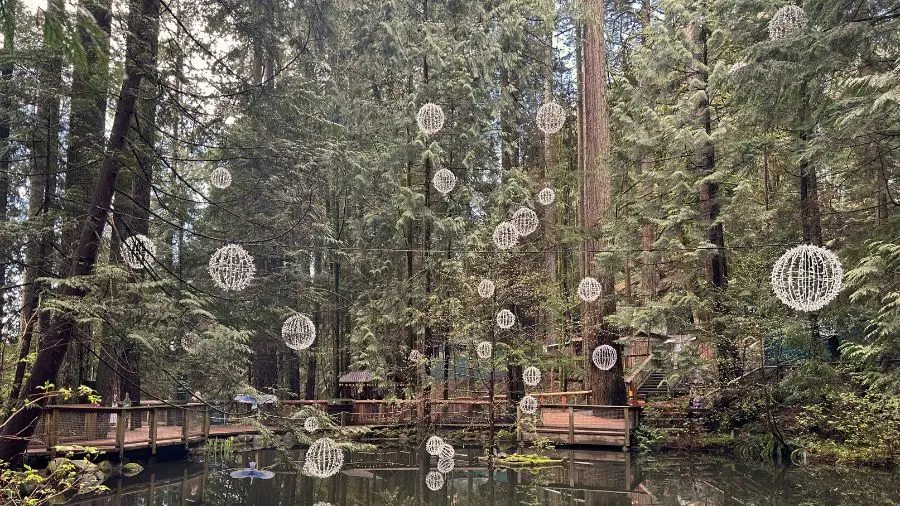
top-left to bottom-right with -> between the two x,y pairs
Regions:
0,8 -> 14,346
0,0 -> 160,463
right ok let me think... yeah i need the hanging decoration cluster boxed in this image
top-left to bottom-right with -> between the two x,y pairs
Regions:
496,309 -> 516,329
432,168 -> 457,194
208,244 -> 256,292
210,167 -> 232,189
493,221 -> 519,250
511,207 -> 539,236
592,345 -> 617,371
537,187 -> 556,206
437,455 -> 455,474
522,366 -> 541,387
121,234 -> 156,270
477,279 -> 495,298
535,103 -> 565,134
577,277 -> 602,302
425,435 -> 444,456
519,395 -> 538,415
768,5 -> 808,40
425,470 -> 445,491
303,437 -> 344,478
282,314 -> 316,351
476,341 -> 492,359
304,417 -> 320,433
416,103 -> 445,135
770,244 -> 843,312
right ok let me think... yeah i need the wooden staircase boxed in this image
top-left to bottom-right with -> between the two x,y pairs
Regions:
637,371 -> 668,399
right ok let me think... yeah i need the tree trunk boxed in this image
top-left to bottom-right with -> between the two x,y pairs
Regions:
0,0 -> 160,463
581,0 -> 626,405
0,10 -> 13,346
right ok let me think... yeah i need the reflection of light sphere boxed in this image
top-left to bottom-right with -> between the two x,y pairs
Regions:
511,207 -> 539,236
522,366 -> 541,387
426,470 -> 445,491
477,279 -> 495,298
304,417 -> 320,433
208,244 -> 256,292
519,395 -> 538,415
769,5 -> 808,40
492,222 -> 519,250
437,456 -> 455,474
536,103 -> 565,134
537,187 -> 556,206
211,167 -> 232,189
121,234 -> 156,270
476,341 -> 492,359
416,103 -> 445,135
425,435 -> 444,456
577,277 -> 602,302
496,309 -> 516,329
592,345 -> 617,371
282,314 -> 316,350
770,244 -> 843,312
432,168 -> 457,194
304,437 -> 344,478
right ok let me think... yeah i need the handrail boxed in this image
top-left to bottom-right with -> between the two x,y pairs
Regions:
44,403 -> 207,412
624,355 -> 654,384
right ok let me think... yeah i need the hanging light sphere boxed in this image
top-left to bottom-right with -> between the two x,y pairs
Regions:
519,395 -> 538,415
592,345 -> 618,371
437,456 -> 455,474
496,309 -> 516,329
282,314 -> 316,351
409,349 -> 424,364
577,277 -> 602,302
416,103 -> 445,135
210,167 -> 232,189
536,102 -> 565,134
120,234 -> 156,270
476,341 -> 493,359
304,417 -> 320,433
425,435 -> 445,456
432,168 -> 457,194
492,221 -> 519,250
438,443 -> 455,461
304,437 -> 344,479
477,279 -> 495,298
511,207 -> 539,236
770,244 -> 843,312
425,470 -> 445,491
208,244 -> 256,292
522,366 -> 542,387
537,187 -> 556,206
768,5 -> 808,40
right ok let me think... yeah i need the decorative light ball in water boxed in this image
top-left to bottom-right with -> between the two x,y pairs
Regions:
537,187 -> 556,206
496,309 -> 516,329
492,221 -> 519,250
432,168 -> 457,194
768,5 -> 807,40
592,344 -> 617,371
536,102 -> 565,134
208,244 -> 256,292
409,349 -> 424,364
425,435 -> 444,456
522,366 -> 541,387
282,314 -> 316,350
416,103 -> 445,135
438,443 -> 455,461
770,244 -> 843,312
477,279 -> 495,298
120,234 -> 156,270
304,417 -> 320,433
476,341 -> 492,359
511,207 -> 539,236
519,395 -> 538,415
437,456 -> 455,474
577,277 -> 602,302
210,167 -> 232,189
425,470 -> 445,491
304,437 -> 344,478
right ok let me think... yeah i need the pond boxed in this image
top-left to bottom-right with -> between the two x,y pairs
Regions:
66,447 -> 899,505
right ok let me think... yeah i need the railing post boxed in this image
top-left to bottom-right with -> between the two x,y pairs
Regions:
623,407 -> 631,450
182,407 -> 190,449
203,406 -> 210,440
568,406 -> 575,444
46,409 -> 57,452
149,408 -> 157,455
516,405 -> 522,443
116,409 -> 126,460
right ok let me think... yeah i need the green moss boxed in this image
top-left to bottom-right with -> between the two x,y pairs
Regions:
494,453 -> 564,468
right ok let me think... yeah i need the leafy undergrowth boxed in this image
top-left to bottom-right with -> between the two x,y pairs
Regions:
493,453 -> 564,468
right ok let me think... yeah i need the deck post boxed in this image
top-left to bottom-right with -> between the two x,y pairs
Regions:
568,406 -> 575,444
516,405 -> 522,443
203,406 -> 210,440
46,409 -> 57,452
623,407 -> 631,450
149,408 -> 157,455
116,409 -> 126,460
182,407 -> 190,449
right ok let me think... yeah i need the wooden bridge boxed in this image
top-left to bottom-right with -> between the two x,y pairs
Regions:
25,392 -> 641,458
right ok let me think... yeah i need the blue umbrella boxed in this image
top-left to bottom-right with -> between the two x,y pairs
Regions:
233,394 -> 259,410
230,462 -> 275,481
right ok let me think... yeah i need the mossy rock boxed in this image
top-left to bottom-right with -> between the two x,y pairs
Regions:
494,453 -> 564,468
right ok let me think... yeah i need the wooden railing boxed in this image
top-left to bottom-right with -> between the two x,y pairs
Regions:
624,355 -> 655,398
518,403 -> 642,449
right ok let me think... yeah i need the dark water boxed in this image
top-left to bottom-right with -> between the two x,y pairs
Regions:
65,447 -> 899,505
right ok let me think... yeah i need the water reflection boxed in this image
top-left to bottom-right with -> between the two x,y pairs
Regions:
64,448 -> 899,505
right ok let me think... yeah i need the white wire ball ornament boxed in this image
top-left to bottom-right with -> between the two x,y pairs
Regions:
496,309 -> 516,329
519,395 -> 538,415
425,435 -> 444,456
536,102 -> 565,134
437,456 -> 455,474
432,168 -> 457,194
477,279 -> 495,298
282,314 -> 316,351
592,344 -> 617,371
522,366 -> 541,387
304,417 -> 320,433
768,5 -> 808,40
416,103 -> 445,135
438,443 -> 455,461
120,234 -> 156,270
425,470 -> 445,491
577,277 -> 602,302
492,221 -> 519,250
210,167 -> 232,189
537,187 -> 556,206
770,244 -> 843,312
476,341 -> 492,359
208,244 -> 256,292
304,437 -> 344,479
511,207 -> 539,236
409,349 -> 424,364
